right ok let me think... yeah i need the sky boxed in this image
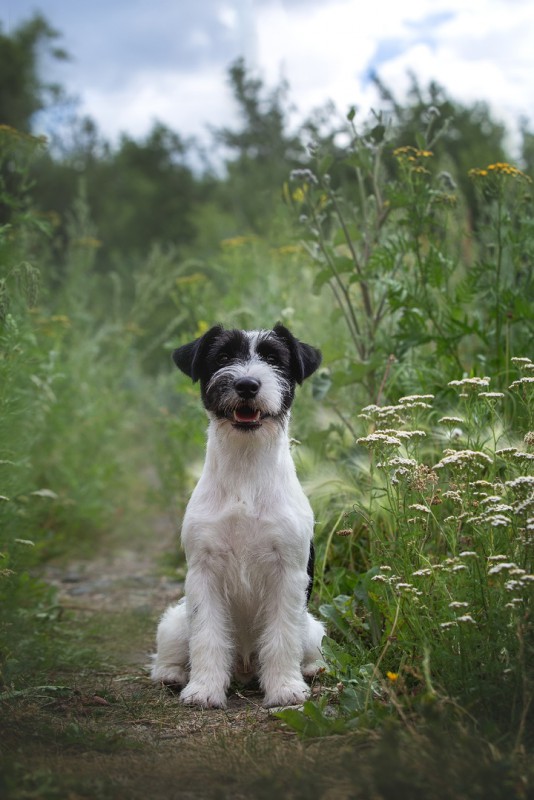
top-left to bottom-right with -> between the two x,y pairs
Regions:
2,0 -> 534,150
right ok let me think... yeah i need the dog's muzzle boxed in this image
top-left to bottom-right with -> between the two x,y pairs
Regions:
232,377 -> 262,429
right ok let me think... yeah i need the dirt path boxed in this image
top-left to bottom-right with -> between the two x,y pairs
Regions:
2,511 -> 346,800
4,509 -> 527,799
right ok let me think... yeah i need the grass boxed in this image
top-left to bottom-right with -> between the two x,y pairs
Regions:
1,114 -> 534,798
278,360 -> 533,774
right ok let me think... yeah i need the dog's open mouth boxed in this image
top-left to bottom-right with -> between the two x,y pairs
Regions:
232,406 -> 262,427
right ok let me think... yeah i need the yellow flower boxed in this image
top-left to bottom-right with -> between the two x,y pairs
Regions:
393,146 -> 433,160
469,162 -> 531,183
195,320 -> 210,336
221,235 -> 256,249
386,671 -> 399,682
275,244 -> 302,255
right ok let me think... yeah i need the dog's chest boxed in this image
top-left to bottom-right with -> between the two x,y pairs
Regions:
182,479 -> 312,574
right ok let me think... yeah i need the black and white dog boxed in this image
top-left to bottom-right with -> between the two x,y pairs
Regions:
151,323 -> 325,708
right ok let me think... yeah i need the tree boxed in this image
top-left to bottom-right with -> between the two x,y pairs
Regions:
0,14 -> 68,132
213,59 -> 306,233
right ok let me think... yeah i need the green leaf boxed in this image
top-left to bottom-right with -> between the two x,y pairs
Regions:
312,369 -> 332,401
318,154 -> 334,176
415,132 -> 426,150
368,124 -> 385,144
312,268 -> 332,293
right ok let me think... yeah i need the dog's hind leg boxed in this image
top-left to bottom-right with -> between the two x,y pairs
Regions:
301,612 -> 325,678
150,599 -> 189,686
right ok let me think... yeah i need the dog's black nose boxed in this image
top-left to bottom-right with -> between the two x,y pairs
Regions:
235,377 -> 261,399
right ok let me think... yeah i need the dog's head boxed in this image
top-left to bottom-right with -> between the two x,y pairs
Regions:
172,324 -> 321,432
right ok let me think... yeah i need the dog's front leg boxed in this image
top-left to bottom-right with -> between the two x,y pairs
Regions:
258,567 -> 310,708
180,563 -> 232,709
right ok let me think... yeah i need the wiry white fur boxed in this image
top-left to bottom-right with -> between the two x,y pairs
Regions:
151,331 -> 325,708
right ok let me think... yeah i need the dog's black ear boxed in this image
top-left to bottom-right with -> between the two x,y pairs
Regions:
273,323 -> 322,384
172,325 -> 224,382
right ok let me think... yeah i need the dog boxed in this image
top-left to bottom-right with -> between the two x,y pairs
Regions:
150,323 -> 325,708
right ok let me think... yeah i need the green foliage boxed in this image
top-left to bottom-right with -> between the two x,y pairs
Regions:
288,115 -> 533,404
284,369 -> 534,748
1,16 -> 534,785
0,14 -> 68,134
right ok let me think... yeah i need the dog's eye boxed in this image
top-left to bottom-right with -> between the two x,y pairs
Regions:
217,353 -> 230,365
262,352 -> 280,366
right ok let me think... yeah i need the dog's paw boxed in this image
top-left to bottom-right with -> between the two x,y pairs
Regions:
180,681 -> 227,709
301,660 -> 324,679
263,680 -> 310,708
150,664 -> 188,686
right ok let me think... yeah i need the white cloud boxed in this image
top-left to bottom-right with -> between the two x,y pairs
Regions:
80,66 -> 236,144
10,0 -> 534,146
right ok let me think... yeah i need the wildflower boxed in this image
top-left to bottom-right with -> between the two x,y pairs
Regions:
449,601 -> 469,609
357,433 -> 402,447
506,476 -> 534,492
511,357 -> 533,366
486,504 -> 514,515
515,496 -> 534,514
524,432 -> 534,448
399,394 -> 434,404
380,565 -> 392,572
434,449 -> 493,471
221,235 -> 256,248
381,457 -> 418,468
459,551 -> 478,559
496,447 -> 519,457
386,671 -> 399,682
289,168 -> 318,185
509,377 -> 534,389
438,416 -> 464,425
377,430 -> 414,441
514,452 -> 534,462
393,146 -> 433,159
457,614 -> 476,625
488,562 -> 518,575
408,503 -> 431,514
448,377 -> 490,390
450,565 -> 468,572
443,490 -> 463,502
478,392 -> 505,400
371,574 -> 388,583
469,162 -> 531,182
412,568 -> 433,577
487,515 -> 512,527
440,621 -> 457,629
504,580 -> 523,592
